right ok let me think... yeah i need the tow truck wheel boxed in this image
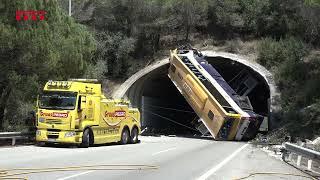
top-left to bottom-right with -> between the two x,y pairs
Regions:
130,127 -> 139,144
36,142 -> 46,147
80,129 -> 90,148
120,128 -> 129,145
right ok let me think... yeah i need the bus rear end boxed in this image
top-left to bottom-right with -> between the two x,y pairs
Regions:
238,115 -> 264,141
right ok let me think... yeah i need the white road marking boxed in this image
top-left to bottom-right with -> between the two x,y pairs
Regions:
0,147 -> 20,152
56,170 -> 94,180
196,143 -> 249,180
152,147 -> 177,156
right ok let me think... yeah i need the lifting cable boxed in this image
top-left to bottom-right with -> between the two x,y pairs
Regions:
144,105 -> 227,120
233,172 -> 316,180
143,102 -> 194,110
228,69 -> 246,84
0,164 -> 158,180
143,104 -> 229,119
143,104 -> 196,114
143,110 -> 198,132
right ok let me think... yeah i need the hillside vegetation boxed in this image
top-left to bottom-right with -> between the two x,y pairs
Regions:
1,0 -> 320,139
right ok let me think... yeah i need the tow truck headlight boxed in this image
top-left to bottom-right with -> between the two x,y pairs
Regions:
36,130 -> 41,136
39,117 -> 45,123
65,131 -> 76,137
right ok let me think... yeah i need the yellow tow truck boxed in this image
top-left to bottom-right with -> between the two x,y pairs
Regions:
36,79 -> 141,147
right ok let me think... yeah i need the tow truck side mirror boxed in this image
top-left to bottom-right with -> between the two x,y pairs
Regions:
78,96 -> 82,112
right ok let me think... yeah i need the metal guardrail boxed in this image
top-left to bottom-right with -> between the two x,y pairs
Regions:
0,131 -> 34,146
285,142 -> 320,162
283,142 -> 320,173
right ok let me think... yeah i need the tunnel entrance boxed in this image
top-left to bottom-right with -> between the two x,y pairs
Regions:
140,67 -> 199,135
125,57 -> 270,136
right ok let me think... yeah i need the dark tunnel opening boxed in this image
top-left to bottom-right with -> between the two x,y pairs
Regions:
206,57 -> 270,116
141,69 -> 199,135
127,57 -> 271,136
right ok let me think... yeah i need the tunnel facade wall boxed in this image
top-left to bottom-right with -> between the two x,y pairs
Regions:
112,51 -> 281,130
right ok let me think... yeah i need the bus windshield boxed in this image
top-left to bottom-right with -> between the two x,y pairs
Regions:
39,91 -> 77,110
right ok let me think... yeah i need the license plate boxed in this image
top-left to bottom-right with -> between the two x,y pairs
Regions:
47,138 -> 57,142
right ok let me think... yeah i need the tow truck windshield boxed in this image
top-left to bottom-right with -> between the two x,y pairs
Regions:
39,91 -> 77,110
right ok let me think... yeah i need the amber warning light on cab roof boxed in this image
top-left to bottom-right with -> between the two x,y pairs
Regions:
47,80 -> 72,88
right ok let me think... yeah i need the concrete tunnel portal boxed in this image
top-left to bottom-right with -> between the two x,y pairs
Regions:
113,51 -> 279,136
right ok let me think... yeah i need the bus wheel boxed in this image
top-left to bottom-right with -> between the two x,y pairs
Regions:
120,128 -> 129,145
130,127 -> 139,144
80,129 -> 90,148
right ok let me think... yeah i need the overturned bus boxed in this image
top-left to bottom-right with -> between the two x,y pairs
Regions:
168,48 -> 263,141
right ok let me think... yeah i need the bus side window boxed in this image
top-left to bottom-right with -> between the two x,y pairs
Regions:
208,110 -> 214,120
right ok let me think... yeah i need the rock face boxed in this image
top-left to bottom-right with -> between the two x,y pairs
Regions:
312,137 -> 320,145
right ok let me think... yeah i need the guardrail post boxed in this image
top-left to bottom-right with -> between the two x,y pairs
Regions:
297,155 -> 302,166
12,137 -> 16,146
288,153 -> 292,161
307,159 -> 312,170
0,131 -> 35,146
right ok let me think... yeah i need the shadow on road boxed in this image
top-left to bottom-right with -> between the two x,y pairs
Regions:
35,140 -> 142,149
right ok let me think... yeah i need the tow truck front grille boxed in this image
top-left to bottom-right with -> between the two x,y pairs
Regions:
47,129 -> 61,132
47,135 -> 59,139
45,119 -> 63,124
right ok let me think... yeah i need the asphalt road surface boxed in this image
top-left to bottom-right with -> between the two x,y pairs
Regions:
0,136 -> 312,180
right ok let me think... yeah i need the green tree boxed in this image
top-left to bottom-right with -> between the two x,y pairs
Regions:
172,0 -> 209,41
0,0 -> 96,130
256,0 -> 305,38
